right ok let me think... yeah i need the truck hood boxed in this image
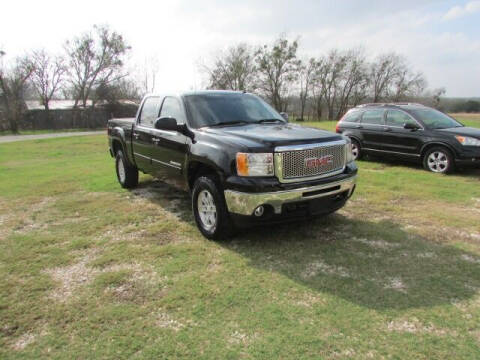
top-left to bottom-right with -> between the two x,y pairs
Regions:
201,123 -> 342,149
437,126 -> 480,139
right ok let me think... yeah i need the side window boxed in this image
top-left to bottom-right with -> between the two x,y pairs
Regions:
159,97 -> 186,124
386,110 -> 414,127
361,109 -> 384,125
139,97 -> 161,127
343,110 -> 362,123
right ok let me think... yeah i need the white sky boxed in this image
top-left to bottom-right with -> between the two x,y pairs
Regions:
1,0 -> 479,97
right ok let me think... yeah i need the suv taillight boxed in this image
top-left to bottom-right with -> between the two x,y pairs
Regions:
335,121 -> 341,133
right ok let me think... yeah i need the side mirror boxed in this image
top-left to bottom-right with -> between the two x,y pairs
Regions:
154,117 -> 179,132
280,112 -> 289,122
404,122 -> 419,130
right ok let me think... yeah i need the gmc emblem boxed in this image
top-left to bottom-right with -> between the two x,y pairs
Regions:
305,155 -> 333,168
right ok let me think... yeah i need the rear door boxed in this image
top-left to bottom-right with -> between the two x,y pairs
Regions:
359,109 -> 385,151
132,96 -> 162,172
150,96 -> 189,183
382,109 -> 424,156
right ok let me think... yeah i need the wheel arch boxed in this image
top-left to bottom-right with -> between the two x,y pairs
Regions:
420,142 -> 457,159
187,160 -> 224,191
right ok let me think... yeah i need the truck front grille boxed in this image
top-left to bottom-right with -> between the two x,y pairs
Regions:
275,141 -> 346,182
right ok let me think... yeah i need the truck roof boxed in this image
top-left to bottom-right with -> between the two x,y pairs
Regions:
145,90 -> 247,98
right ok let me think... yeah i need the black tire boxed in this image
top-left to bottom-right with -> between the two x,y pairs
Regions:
115,150 -> 139,188
351,138 -> 362,160
192,175 -> 235,240
422,146 -> 455,174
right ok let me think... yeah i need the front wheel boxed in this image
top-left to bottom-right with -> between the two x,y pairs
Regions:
351,139 -> 361,160
192,175 -> 234,240
115,150 -> 139,188
423,147 -> 454,174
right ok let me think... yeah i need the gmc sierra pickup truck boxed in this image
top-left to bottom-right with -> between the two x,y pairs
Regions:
108,91 -> 357,239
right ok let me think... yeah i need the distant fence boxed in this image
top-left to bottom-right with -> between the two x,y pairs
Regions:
19,103 -> 138,131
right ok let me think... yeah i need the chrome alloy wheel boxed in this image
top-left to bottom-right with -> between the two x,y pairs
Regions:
197,190 -> 217,231
427,151 -> 449,173
351,142 -> 359,160
117,157 -> 126,183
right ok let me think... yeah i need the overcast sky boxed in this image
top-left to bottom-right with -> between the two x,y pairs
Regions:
2,0 -> 479,97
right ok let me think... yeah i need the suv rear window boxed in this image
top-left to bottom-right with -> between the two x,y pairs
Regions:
361,109 -> 384,125
342,110 -> 362,123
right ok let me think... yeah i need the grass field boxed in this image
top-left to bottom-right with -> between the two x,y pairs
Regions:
0,120 -> 480,358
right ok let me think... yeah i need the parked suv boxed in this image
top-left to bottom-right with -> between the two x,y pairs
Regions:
108,91 -> 357,239
336,103 -> 480,173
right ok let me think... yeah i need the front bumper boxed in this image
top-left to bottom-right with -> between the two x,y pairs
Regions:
224,176 -> 356,216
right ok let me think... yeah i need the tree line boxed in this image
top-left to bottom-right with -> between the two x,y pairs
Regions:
0,29 -> 454,133
202,36 -> 447,120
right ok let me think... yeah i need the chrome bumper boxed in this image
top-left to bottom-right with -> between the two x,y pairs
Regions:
224,176 -> 356,216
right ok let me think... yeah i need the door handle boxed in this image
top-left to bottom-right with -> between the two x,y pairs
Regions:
133,133 -> 140,139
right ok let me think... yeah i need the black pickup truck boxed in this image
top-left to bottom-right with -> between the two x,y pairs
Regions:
108,91 -> 357,239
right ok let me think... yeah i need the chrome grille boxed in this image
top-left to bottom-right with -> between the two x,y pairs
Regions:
276,142 -> 346,182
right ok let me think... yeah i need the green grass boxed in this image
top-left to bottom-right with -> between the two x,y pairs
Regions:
1,134 -> 480,359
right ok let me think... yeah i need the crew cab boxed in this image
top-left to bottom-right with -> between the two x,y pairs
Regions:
108,91 -> 357,239
336,103 -> 480,173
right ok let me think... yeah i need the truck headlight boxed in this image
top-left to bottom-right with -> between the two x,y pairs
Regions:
236,153 -> 274,176
455,135 -> 480,146
345,142 -> 355,163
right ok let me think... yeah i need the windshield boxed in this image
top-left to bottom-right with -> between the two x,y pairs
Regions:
409,109 -> 463,129
183,93 -> 285,128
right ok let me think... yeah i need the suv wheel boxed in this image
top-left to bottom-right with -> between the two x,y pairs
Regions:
115,150 -> 139,188
192,175 -> 234,240
423,147 -> 454,174
351,139 -> 361,160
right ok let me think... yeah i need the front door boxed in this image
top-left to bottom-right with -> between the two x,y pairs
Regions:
150,96 -> 188,186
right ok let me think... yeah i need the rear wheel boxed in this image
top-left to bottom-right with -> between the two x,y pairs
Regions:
192,175 -> 234,240
115,150 -> 139,188
423,147 -> 454,174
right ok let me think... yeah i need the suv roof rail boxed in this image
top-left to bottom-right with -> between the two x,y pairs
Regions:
357,102 -> 425,108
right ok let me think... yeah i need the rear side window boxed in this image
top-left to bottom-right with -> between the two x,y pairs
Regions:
386,110 -> 414,127
361,109 -> 384,125
342,110 -> 362,123
160,97 -> 186,124
139,97 -> 161,127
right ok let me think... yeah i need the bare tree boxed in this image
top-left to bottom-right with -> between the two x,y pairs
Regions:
255,36 -> 300,112
137,55 -> 159,96
29,49 -> 66,111
334,49 -> 369,118
391,67 -> 426,101
432,87 -> 446,109
369,53 -> 402,102
0,51 -> 35,133
310,57 -> 325,120
297,57 -> 317,120
203,43 -> 257,91
94,77 -> 141,105
64,25 -> 130,108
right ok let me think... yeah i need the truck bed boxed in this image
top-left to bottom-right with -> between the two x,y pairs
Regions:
108,118 -> 135,128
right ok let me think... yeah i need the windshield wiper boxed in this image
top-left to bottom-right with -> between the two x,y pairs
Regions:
208,120 -> 250,127
256,118 -> 285,124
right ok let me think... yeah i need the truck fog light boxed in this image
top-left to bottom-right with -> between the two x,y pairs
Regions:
254,206 -> 265,217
